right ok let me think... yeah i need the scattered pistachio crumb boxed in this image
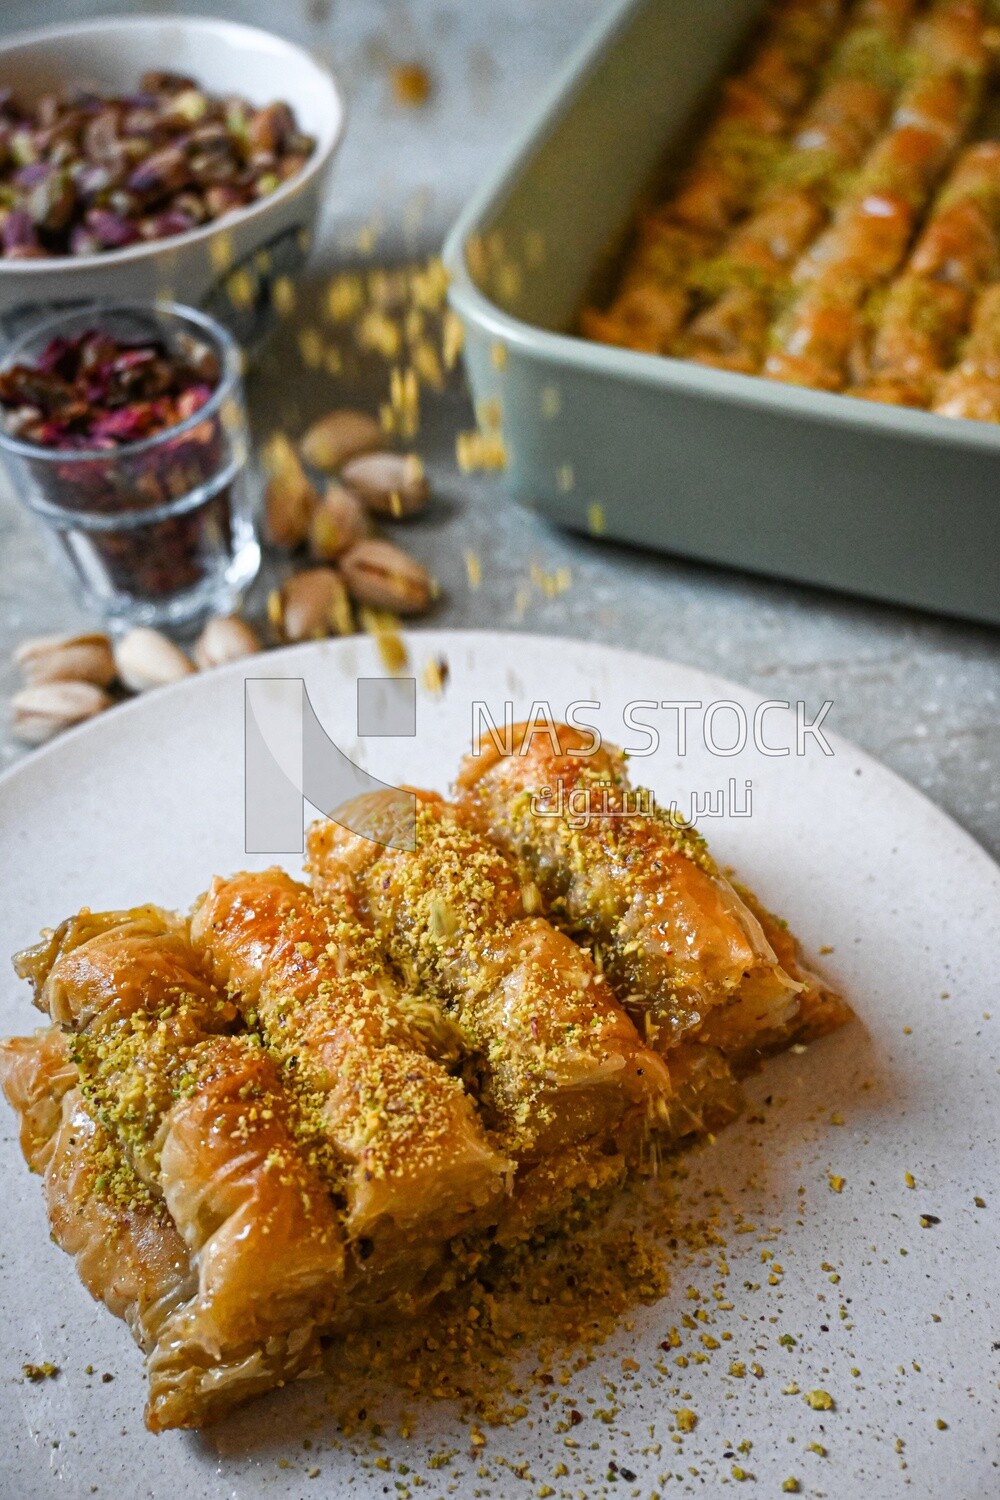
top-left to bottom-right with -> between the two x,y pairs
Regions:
391,63 -> 433,108
804,1389 -> 834,1410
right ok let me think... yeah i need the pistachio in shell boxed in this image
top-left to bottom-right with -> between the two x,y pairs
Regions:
308,483 -> 371,561
299,408 -> 383,472
269,567 -> 354,643
340,539 -> 433,615
342,451 -> 429,518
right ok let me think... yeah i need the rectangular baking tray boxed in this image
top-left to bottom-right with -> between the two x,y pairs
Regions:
442,0 -> 1000,626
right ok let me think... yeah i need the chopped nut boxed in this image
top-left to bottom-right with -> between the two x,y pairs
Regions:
12,680 -> 112,744
14,631 -> 115,688
299,409 -> 383,472
308,483 -> 371,561
263,433 -> 318,548
0,76 -> 315,262
193,615 -> 261,669
360,608 -> 409,673
391,63 -> 433,108
114,628 -> 194,692
421,655 -> 448,696
804,1389 -> 834,1410
340,538 -> 433,615
271,568 -> 353,643
342,451 -> 429,517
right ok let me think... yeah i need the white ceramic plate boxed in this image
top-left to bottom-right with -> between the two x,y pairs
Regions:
2,630 -> 997,1499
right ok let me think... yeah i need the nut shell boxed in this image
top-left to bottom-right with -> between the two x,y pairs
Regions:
14,631 -> 115,688
342,451 -> 429,518
270,568 -> 354,643
12,680 -> 112,745
308,483 -> 371,561
340,539 -> 433,615
299,409 -> 383,472
193,615 -> 261,670
114,628 -> 195,692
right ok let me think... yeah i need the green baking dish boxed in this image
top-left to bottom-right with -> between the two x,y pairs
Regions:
442,0 -> 1000,626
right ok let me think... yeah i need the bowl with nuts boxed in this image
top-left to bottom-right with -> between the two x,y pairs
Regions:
0,300 -> 259,629
0,16 -> 344,347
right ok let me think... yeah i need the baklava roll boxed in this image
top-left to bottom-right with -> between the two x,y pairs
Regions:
192,869 -> 511,1243
662,0 -> 846,238
581,0 -> 845,353
146,1035 -> 345,1431
18,906 -> 240,1186
933,281 -> 1000,418
684,0 -> 915,371
0,1028 -> 195,1360
307,793 -> 671,1161
49,1094 -> 195,1360
456,723 -> 848,1060
765,0 -> 988,390
10,908 -> 345,1432
852,140 -> 1000,400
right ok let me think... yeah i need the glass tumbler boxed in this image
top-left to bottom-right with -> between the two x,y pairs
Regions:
0,302 -> 260,630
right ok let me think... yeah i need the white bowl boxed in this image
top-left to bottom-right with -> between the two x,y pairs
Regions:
0,15 -> 345,346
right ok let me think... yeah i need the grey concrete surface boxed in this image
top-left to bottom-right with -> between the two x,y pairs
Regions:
0,0 -> 997,861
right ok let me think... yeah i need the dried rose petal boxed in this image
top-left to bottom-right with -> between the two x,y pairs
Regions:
0,325 -> 223,455
90,405 -> 157,443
